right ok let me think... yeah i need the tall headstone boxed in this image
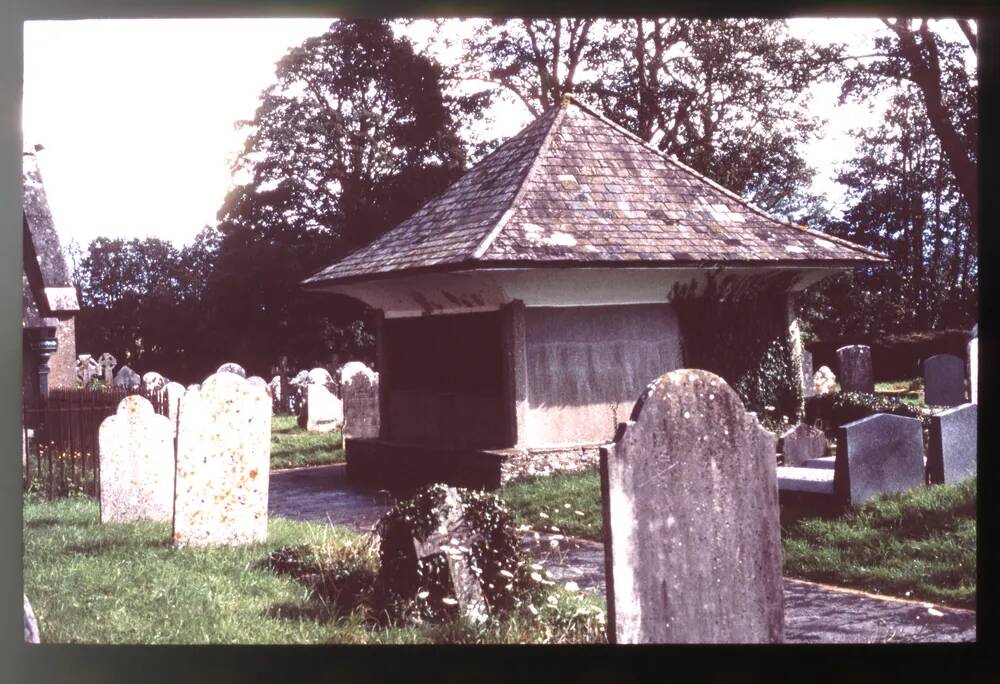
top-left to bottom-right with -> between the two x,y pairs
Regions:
98,395 -> 175,523
98,352 -> 117,383
835,413 -> 925,505
113,364 -> 140,388
813,366 -> 837,395
801,350 -> 814,399
836,345 -> 874,393
927,403 -> 977,485
341,361 -> 380,441
968,334 -> 978,405
216,362 -> 246,378
305,383 -> 343,433
780,423 -> 827,467
142,371 -> 167,394
173,372 -> 271,546
599,369 -> 783,644
923,354 -> 966,407
164,381 -> 186,435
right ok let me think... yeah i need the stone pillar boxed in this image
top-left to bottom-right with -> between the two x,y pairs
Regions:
784,293 -> 806,420
27,325 -> 59,401
500,300 -> 529,448
375,309 -> 389,441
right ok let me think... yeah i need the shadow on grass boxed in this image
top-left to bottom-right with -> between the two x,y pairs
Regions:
25,517 -> 95,529
66,537 -> 172,555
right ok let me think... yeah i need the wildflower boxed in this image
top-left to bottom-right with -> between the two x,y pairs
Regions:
563,503 -> 571,509
417,591 -> 429,599
530,563 -> 543,571
574,510 -> 585,516
539,512 -> 550,519
549,539 -> 559,548
441,597 -> 458,606
564,581 -> 579,592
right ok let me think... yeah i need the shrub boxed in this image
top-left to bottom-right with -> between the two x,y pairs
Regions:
805,391 -> 931,445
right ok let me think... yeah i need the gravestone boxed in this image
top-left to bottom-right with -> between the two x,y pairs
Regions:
113,365 -> 140,388
927,403 -> 977,485
780,423 -> 826,467
599,369 -> 783,644
268,375 -> 282,408
142,371 -> 167,394
216,362 -> 246,378
164,382 -> 186,435
173,372 -> 271,546
341,361 -> 380,442
98,395 -> 175,523
836,345 -> 874,393
968,335 -> 978,404
305,383 -> 343,433
247,375 -> 268,392
813,366 -> 837,395
24,594 -> 40,644
307,367 -> 335,387
923,354 -> 966,407
801,350 -> 814,399
98,352 -> 117,383
835,413 -> 925,505
76,354 -> 99,388
186,383 -> 200,392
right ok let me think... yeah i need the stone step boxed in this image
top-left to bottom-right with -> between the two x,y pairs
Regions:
776,466 -> 836,495
802,457 -> 836,470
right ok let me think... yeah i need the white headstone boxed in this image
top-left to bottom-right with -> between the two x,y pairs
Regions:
216,362 -> 247,378
142,371 -> 167,394
813,366 -> 837,395
305,383 -> 343,433
307,367 -> 334,386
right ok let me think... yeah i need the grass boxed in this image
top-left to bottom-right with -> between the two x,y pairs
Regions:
875,378 -> 925,406
23,495 -> 605,644
270,415 -> 344,470
499,470 -> 976,609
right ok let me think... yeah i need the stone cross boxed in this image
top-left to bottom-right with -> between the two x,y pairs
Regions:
216,362 -> 246,378
599,369 -> 784,644
98,352 -> 117,383
173,371 -> 271,546
341,361 -> 380,442
76,354 -> 100,388
927,403 -> 977,485
835,413 -> 925,505
813,366 -> 837,395
923,354 -> 966,407
412,487 -> 488,623
836,345 -> 874,393
780,423 -> 827,467
98,395 -> 175,523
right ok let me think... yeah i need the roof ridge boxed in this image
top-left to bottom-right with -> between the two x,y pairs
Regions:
471,103 -> 569,259
560,94 -> 888,262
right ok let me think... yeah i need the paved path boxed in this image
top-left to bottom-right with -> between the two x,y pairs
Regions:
269,464 -> 976,643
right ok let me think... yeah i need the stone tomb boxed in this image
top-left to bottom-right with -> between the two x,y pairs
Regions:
780,423 -> 827,467
173,372 -> 271,546
216,362 -> 246,378
305,383 -> 343,433
599,369 -> 783,644
98,395 -> 175,523
836,345 -> 874,394
927,403 -> 977,485
341,361 -> 380,442
923,354 -> 966,407
813,366 -> 836,395
834,413 -> 925,505
113,364 -> 140,388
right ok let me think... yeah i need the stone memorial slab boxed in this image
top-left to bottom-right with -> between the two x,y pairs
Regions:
305,383 -> 343,433
98,352 -> 117,383
216,362 -> 246,378
801,350 -> 814,398
98,395 -> 175,523
24,594 -> 39,644
113,364 -> 141,388
813,366 -> 837,395
927,403 -> 977,485
781,423 -> 827,467
835,413 -> 925,505
599,369 -> 783,644
923,354 -> 965,407
173,372 -> 271,546
164,382 -> 186,434
341,361 -> 380,441
836,345 -> 874,393
142,371 -> 167,394
968,337 -> 978,404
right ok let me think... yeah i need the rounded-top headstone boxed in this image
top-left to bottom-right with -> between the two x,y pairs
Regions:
186,383 -> 201,392
247,375 -> 268,390
813,366 -> 837,395
923,354 -> 966,407
340,361 -> 377,385
216,362 -> 247,378
113,365 -> 141,388
291,370 -> 309,385
142,371 -> 167,393
835,345 -> 874,393
307,367 -> 334,386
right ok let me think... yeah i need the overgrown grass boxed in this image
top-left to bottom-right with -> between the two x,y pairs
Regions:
500,470 -> 976,608
270,415 -> 344,470
23,496 -> 605,644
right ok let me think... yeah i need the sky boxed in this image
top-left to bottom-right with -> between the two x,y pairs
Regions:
21,18 -> 971,255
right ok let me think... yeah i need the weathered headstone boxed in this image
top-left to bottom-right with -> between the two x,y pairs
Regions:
305,383 -> 343,433
813,366 -> 837,395
113,364 -> 141,388
216,362 -> 246,378
780,423 -> 827,467
98,395 -> 175,523
76,354 -> 99,388
801,350 -> 814,399
247,375 -> 268,392
164,381 -> 186,435
968,335 -> 978,404
173,372 -> 271,546
927,403 -> 977,485
836,345 -> 874,393
923,354 -> 966,407
835,413 -> 925,505
307,367 -> 334,386
24,594 -> 40,643
341,361 -> 380,442
98,352 -> 117,383
142,371 -> 167,394
599,369 -> 783,644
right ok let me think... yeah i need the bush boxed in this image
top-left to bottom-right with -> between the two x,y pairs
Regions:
805,391 -> 931,445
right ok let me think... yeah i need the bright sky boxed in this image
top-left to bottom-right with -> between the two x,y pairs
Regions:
21,17 -> 971,255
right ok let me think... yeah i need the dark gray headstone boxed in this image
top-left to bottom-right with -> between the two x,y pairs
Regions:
801,350 -> 814,398
600,369 -> 784,644
835,414 -> 925,505
781,423 -> 826,467
923,354 -> 966,407
928,403 -> 977,485
836,345 -> 874,393
24,593 -> 40,643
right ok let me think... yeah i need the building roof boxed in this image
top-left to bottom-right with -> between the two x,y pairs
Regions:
304,96 -> 885,287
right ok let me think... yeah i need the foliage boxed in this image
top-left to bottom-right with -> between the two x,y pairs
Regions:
804,391 -> 931,446
500,470 -> 602,541
807,328 -> 971,382
270,415 -> 344,470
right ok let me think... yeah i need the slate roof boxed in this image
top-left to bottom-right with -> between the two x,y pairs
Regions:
304,96 -> 885,287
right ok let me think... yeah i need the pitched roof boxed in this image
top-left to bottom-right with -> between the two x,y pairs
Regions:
304,96 -> 885,287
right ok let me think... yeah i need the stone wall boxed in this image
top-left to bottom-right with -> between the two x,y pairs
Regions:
498,444 -> 600,485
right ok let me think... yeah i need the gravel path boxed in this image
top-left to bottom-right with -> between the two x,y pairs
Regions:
269,464 -> 976,643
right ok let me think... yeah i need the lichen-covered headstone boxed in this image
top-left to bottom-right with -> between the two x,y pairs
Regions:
923,354 -> 966,407
813,366 -> 837,395
836,345 -> 874,393
216,362 -> 246,378
801,350 -> 814,399
599,369 -> 784,644
835,413 -> 925,505
341,361 -> 380,442
968,335 -> 978,404
780,423 -> 826,467
113,364 -> 141,388
98,395 -> 175,523
927,403 -> 977,485
173,372 -> 271,546
24,594 -> 40,643
98,352 -> 117,383
305,383 -> 343,433
164,382 -> 186,435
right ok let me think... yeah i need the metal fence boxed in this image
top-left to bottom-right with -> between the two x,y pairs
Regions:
22,386 -> 169,499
